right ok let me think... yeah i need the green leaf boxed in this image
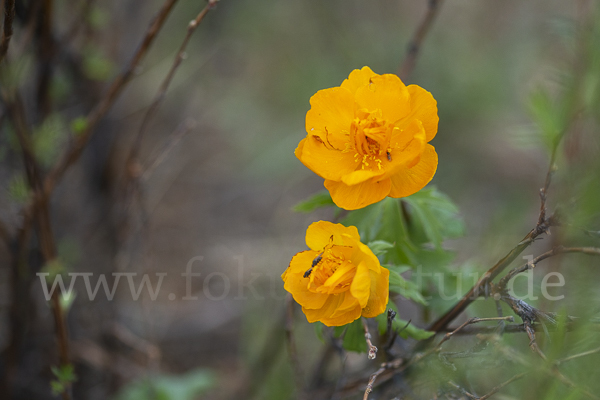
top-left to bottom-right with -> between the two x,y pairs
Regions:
341,319 -> 367,353
387,265 -> 427,306
32,114 -> 67,168
293,190 -> 336,213
375,301 -> 434,341
8,175 -> 30,204
70,116 -> 88,135
115,369 -> 215,400
342,197 -> 417,266
402,187 -> 465,248
367,240 -> 395,257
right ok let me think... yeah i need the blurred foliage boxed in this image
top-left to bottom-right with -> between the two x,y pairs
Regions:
114,369 -> 215,400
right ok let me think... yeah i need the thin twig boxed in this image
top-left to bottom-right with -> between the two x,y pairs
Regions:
284,294 -> 305,399
127,0 -> 218,172
498,246 -> 600,291
478,372 -> 528,400
41,0 -> 180,198
554,346 -> 600,366
362,318 -> 378,360
363,358 -> 403,400
141,118 -> 196,181
0,0 -> 15,64
398,0 -> 444,81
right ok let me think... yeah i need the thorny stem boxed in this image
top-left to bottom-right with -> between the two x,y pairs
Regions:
398,0 -> 444,81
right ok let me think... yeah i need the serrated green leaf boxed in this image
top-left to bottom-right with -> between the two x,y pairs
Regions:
293,190 -> 336,213
387,265 -> 427,306
403,187 -> 465,248
342,197 -> 417,266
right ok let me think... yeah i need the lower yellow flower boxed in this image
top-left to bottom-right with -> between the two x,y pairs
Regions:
282,221 -> 389,326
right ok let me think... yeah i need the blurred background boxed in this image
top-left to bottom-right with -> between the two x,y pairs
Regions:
1,0 -> 600,399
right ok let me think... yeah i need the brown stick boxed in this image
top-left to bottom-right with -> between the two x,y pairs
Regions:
42,0 -> 180,197
398,0 -> 444,81
0,0 -> 15,64
126,0 -> 218,170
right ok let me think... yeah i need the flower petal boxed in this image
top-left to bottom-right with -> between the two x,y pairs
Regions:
361,267 -> 390,318
350,261 -> 371,308
305,86 -> 354,149
305,221 -> 360,251
340,66 -> 377,95
407,85 -> 438,142
388,144 -> 438,198
341,168 -> 385,186
296,134 -> 358,181
302,294 -> 344,322
325,177 -> 391,210
283,251 -> 330,309
383,119 -> 427,179
319,303 -> 362,326
354,74 -> 410,124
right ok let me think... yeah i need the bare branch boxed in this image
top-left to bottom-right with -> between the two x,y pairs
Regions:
398,0 -> 444,81
362,318 -> 378,360
127,0 -> 219,172
0,0 -> 15,64
42,0 -> 181,197
478,372 -> 528,400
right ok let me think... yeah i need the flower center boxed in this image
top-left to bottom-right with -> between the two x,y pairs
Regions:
308,245 -> 355,294
349,108 -> 397,169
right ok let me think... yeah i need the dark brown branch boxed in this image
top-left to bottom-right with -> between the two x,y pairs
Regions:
0,0 -> 15,64
41,0 -> 180,197
398,0 -> 444,81
2,89 -> 71,400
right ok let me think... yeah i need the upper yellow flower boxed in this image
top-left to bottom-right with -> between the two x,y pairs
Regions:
282,221 -> 389,326
295,66 -> 439,210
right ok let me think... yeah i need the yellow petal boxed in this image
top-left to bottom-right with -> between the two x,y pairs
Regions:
296,134 -> 358,181
350,261 -> 371,308
341,169 -> 385,186
319,303 -> 362,326
321,260 -> 355,294
305,221 -> 360,250
388,144 -> 438,198
305,87 -> 354,150
361,267 -> 390,318
283,251 -> 329,309
302,294 -> 343,322
325,178 -> 391,210
407,85 -> 438,142
354,74 -> 410,124
340,66 -> 377,95
330,291 -> 361,317
340,234 -> 381,275
383,120 -> 427,179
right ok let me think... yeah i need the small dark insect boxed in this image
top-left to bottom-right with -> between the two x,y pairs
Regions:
387,151 -> 392,161
304,251 -> 323,278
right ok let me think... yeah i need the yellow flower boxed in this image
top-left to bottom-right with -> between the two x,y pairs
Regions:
295,66 -> 439,210
282,221 -> 389,326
